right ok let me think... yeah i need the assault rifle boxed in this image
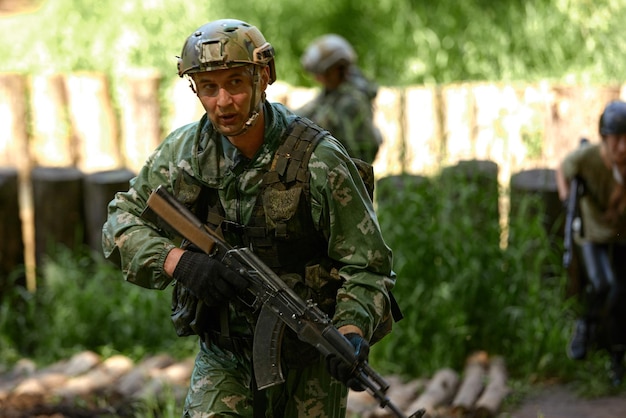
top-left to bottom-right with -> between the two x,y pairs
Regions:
562,137 -> 588,269
143,185 -> 424,418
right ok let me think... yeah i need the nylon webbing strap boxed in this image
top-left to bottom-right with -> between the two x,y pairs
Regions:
269,117 -> 329,188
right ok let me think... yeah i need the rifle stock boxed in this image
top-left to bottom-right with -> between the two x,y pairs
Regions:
143,185 -> 424,418
562,137 -> 588,269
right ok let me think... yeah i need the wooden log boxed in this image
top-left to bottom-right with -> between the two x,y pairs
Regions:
0,73 -> 29,173
83,168 -> 135,254
114,354 -> 175,399
372,87 -> 404,178
0,167 -> 26,298
347,375 -> 427,418
440,159 -> 500,244
404,86 -> 441,175
509,168 -> 562,239
120,70 -> 162,172
53,354 -> 134,398
30,167 -> 85,277
405,368 -> 459,417
64,72 -> 120,172
474,356 -> 510,418
29,74 -> 74,167
451,351 -> 488,416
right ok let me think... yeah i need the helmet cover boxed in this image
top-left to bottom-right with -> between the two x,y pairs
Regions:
301,34 -> 356,74
178,19 -> 275,84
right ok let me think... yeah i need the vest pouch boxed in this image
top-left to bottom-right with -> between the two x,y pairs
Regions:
262,187 -> 305,240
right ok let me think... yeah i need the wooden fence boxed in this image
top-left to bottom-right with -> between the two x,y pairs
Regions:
1,70 -> 624,290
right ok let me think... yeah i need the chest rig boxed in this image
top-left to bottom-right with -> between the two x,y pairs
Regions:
202,116 -> 331,279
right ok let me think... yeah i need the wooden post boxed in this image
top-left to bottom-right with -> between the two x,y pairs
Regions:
31,167 -> 85,280
440,159 -> 500,244
29,74 -> 74,167
83,169 -> 135,254
119,70 -> 161,173
0,167 -> 26,299
509,168 -> 562,240
64,72 -> 120,172
404,86 -> 441,175
0,73 -> 29,174
372,87 -> 404,178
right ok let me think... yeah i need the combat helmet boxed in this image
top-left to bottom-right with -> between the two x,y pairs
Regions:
599,100 -> 626,136
177,19 -> 276,84
301,34 -> 356,74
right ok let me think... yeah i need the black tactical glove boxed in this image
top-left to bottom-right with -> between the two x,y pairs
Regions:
326,332 -> 370,391
172,251 -> 248,306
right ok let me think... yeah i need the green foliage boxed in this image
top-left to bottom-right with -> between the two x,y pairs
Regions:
370,170 -> 572,382
0,172 -> 605,393
0,246 -> 197,367
1,0 -> 626,86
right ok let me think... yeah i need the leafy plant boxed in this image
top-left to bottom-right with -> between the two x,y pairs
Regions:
370,167 -> 572,383
1,0 -> 626,86
0,245 -> 197,367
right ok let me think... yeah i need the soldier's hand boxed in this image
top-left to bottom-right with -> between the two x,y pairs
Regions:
172,251 -> 248,306
326,332 -> 370,391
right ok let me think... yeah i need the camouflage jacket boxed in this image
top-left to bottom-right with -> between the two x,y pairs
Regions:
561,142 -> 626,243
297,69 -> 382,164
102,101 -> 394,341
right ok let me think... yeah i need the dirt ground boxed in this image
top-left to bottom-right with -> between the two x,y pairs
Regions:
503,383 -> 626,418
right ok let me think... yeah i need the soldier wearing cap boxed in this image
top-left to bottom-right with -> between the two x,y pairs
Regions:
557,100 -> 626,386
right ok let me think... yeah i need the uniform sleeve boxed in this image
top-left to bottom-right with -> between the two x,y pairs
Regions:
101,130 -> 191,290
308,137 -> 394,340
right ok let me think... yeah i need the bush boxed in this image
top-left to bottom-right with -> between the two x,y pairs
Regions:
0,246 -> 197,368
370,171 -> 573,382
0,173 -> 579,386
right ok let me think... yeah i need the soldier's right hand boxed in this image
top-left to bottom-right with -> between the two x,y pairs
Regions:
172,251 -> 248,306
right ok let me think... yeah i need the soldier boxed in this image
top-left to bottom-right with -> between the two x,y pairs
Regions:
297,34 -> 382,164
102,19 -> 395,416
556,100 -> 626,386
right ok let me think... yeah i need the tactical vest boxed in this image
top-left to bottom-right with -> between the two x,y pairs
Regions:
172,117 -> 394,357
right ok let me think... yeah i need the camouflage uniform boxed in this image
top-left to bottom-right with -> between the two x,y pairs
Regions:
297,68 -> 382,164
102,101 -> 394,417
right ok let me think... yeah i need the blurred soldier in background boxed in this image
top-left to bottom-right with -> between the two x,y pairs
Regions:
297,34 -> 382,164
556,100 -> 626,386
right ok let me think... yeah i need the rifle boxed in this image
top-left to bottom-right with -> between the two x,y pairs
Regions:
143,185 -> 424,418
562,137 -> 588,269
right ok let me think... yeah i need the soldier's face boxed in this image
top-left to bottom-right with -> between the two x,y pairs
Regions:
192,66 -> 261,136
315,66 -> 342,90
